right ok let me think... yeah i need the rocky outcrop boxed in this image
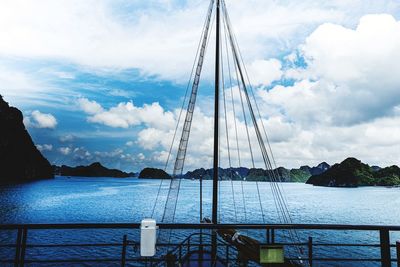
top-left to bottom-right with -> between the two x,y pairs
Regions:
306,158 -> 400,187
182,163 -> 329,183
138,168 -> 171,179
184,167 -> 242,180
55,162 -> 132,178
0,95 -> 53,184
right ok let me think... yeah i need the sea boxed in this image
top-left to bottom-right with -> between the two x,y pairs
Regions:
1,176 -> 400,266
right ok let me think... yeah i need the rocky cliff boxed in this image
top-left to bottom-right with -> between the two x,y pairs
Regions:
306,158 -> 400,187
138,168 -> 171,179
183,163 -> 330,182
0,96 -> 53,184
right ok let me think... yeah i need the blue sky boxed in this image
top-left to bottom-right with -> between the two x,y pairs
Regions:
1,0 -> 400,172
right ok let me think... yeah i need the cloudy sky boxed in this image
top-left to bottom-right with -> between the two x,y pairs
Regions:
1,0 -> 400,172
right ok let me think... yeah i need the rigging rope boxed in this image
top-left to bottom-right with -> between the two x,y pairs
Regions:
220,1 -> 265,224
222,19 -> 248,223
220,28 -> 238,223
150,0 -> 214,220
221,0 -> 306,262
150,3 -> 208,220
151,0 -> 307,263
161,0 -> 215,223
235,28 -> 305,255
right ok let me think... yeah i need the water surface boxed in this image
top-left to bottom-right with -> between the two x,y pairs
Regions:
1,177 -> 399,266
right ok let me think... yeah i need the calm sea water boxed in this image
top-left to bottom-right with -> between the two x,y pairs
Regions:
1,176 -> 400,266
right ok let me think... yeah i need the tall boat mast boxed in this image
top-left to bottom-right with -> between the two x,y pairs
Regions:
212,0 -> 221,224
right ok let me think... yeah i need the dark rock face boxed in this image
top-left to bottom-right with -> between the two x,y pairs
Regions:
0,96 -> 53,184
310,162 -> 330,175
184,167 -> 242,180
55,162 -> 132,178
139,168 -> 171,179
306,158 -> 400,187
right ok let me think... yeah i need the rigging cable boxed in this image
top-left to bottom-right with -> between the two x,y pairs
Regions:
235,29 -> 303,244
150,0 -> 213,219
227,4 -> 297,230
237,38 -> 305,256
222,17 -> 247,223
220,25 -> 238,222
221,0 -> 307,263
221,13 -> 248,222
161,0 -> 216,224
222,0 -> 288,225
224,1 -> 290,228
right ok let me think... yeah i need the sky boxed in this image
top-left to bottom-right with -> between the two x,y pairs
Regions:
1,0 -> 400,172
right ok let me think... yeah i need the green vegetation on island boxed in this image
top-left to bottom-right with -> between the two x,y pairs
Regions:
182,163 -> 330,183
306,158 -> 400,187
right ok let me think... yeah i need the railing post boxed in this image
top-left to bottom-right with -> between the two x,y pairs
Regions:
266,228 -> 270,244
271,229 -> 275,244
396,241 -> 400,267
14,227 -> 22,267
380,229 -> 391,267
121,235 -> 127,267
20,228 -> 27,267
226,245 -> 229,264
308,236 -> 313,267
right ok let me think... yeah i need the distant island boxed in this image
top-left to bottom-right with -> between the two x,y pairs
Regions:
139,168 -> 171,179
306,158 -> 400,187
182,162 -> 330,183
47,158 -> 400,187
0,95 -> 53,184
139,158 -> 400,188
54,162 -> 134,178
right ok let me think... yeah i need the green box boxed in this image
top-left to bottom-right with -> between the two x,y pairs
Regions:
260,245 -> 284,264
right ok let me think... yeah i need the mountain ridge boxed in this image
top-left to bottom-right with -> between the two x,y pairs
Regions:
182,162 -> 332,182
54,162 -> 134,178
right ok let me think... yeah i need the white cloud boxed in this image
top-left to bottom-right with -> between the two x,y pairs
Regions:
77,98 -> 104,115
302,14 -> 400,84
73,147 -> 92,161
246,59 -> 282,86
59,147 -> 72,155
5,2 -> 400,170
55,145 -> 140,168
0,0 -> 398,81
36,144 -> 53,152
24,110 -> 57,129
59,134 -> 76,143
265,14 -> 400,126
125,141 -> 134,147
79,98 -> 175,129
252,14 -> 400,167
134,13 -> 400,169
137,153 -> 146,161
0,64 -> 74,108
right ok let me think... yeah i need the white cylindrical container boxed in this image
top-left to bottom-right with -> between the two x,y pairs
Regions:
140,219 -> 157,257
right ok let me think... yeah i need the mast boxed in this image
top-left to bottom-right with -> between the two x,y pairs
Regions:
212,0 -> 221,224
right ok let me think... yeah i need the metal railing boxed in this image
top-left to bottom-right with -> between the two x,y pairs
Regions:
1,223 -> 400,266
